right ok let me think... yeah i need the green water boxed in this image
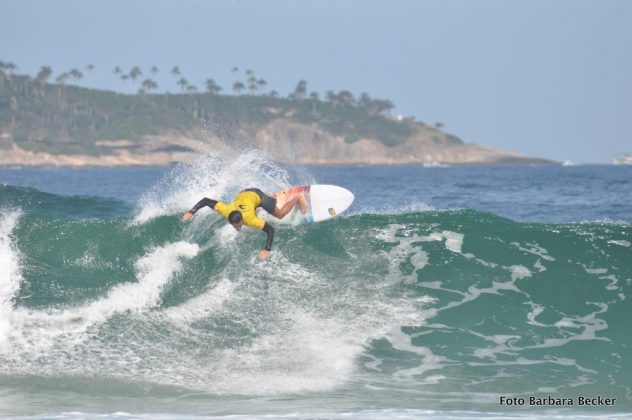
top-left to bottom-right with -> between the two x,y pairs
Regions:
1,177 -> 630,417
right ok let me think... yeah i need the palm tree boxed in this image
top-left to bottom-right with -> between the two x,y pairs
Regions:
113,66 -> 122,75
292,80 -> 308,100
141,78 -> 159,94
231,66 -> 239,75
85,64 -> 95,72
247,75 -> 258,94
373,99 -> 395,116
232,81 -> 245,95
205,78 -> 222,95
2,61 -> 18,76
129,67 -> 142,82
55,72 -> 70,104
171,66 -> 181,77
35,66 -> 53,98
359,92 -> 372,108
359,92 -> 383,115
36,66 -> 53,85
177,77 -> 189,92
69,68 -> 83,84
1,61 -> 18,92
55,72 -> 70,85
124,67 -> 141,93
257,78 -> 267,93
186,84 -> 198,94
337,90 -> 355,106
150,66 -> 159,76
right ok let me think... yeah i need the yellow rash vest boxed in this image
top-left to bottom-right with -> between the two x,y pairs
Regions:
214,190 -> 266,230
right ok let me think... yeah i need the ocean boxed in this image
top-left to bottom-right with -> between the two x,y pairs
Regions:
0,151 -> 631,419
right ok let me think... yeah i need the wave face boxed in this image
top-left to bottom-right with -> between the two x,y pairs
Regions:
1,162 -> 631,414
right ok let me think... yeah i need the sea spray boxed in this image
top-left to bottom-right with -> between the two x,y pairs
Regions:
133,150 -> 293,224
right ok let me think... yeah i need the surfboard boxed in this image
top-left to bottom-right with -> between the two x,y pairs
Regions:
267,184 -> 354,226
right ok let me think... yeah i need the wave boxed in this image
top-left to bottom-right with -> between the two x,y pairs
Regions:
0,170 -> 631,407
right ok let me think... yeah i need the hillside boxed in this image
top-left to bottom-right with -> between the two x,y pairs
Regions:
0,72 -> 552,166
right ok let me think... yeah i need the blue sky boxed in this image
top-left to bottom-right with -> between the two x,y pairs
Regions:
2,0 -> 631,163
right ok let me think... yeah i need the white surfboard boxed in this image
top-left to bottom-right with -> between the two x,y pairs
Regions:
269,184 -> 354,226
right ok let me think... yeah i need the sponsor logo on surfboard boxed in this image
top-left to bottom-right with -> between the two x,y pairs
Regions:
328,207 -> 337,216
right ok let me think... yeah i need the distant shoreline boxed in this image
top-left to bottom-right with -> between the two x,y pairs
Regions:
0,149 -> 557,168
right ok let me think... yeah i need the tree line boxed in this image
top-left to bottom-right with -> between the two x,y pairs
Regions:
0,60 -> 396,117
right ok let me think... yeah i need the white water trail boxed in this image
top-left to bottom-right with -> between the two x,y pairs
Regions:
3,241 -> 199,353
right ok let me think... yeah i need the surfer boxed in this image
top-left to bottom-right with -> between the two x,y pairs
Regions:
182,188 -> 307,260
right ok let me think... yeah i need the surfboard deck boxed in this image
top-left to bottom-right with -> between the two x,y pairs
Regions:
266,184 -> 354,226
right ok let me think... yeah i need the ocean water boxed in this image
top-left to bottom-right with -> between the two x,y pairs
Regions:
0,152 -> 631,419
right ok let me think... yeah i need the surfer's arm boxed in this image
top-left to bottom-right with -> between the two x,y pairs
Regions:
258,222 -> 275,260
262,222 -> 274,251
182,197 -> 218,221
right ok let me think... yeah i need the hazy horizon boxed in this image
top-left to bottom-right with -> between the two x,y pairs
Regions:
2,0 -> 631,163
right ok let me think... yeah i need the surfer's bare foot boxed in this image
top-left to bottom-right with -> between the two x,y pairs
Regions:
298,195 -> 308,214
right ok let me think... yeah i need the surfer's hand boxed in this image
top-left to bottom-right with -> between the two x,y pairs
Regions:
182,211 -> 195,222
258,250 -> 270,260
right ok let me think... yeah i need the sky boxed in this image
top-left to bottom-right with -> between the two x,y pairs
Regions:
1,0 -> 631,163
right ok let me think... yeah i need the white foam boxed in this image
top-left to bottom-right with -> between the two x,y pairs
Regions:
183,245 -> 436,395
0,211 -> 23,348
216,223 -> 239,242
409,250 -> 429,271
163,277 -> 234,322
526,303 -> 547,327
528,302 -> 610,350
3,241 -> 199,353
377,225 -> 441,284
378,226 -> 460,282
510,241 -> 555,262
585,267 -> 608,274
533,259 -> 547,272
609,239 -> 630,247
387,327 -> 450,384
581,266 -> 622,292
208,310 -> 365,394
509,265 -> 532,282
0,211 -> 22,307
349,202 -> 434,217
88,241 -> 199,315
442,231 -> 464,254
599,274 -> 619,291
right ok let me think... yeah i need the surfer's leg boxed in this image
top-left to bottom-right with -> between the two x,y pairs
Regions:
274,194 -> 307,218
